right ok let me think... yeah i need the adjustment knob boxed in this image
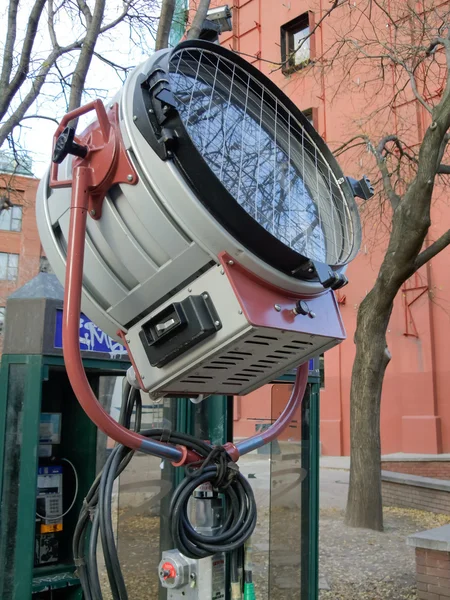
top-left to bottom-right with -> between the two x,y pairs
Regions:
293,300 -> 316,319
52,126 -> 88,164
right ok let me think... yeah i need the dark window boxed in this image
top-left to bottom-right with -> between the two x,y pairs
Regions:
0,306 -> 5,334
281,13 -> 313,73
40,256 -> 52,273
302,108 -> 314,127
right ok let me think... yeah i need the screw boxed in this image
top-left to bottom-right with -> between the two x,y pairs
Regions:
203,293 -> 209,299
220,269 -> 224,275
309,311 -> 316,319
214,320 -> 220,327
167,150 -> 173,157
127,174 -> 133,181
227,260 -> 234,266
190,573 -> 196,580
126,338 -> 130,343
238,310 -> 243,315
133,115 -> 137,121
188,287 -> 192,292
141,375 -> 145,380
109,104 -> 114,109
90,209 -> 96,217
149,108 -> 154,114
274,304 -> 281,312
308,267 -> 314,273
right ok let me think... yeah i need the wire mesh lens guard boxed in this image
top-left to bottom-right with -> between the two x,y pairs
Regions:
168,46 -> 358,267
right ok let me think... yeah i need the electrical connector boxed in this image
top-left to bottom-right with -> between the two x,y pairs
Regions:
244,582 -> 256,600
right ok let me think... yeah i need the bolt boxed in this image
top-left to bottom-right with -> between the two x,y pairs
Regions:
188,287 -> 192,292
141,375 -> 145,380
149,108 -> 154,114
238,310 -> 243,315
109,104 -> 114,109
227,259 -> 234,266
126,338 -> 130,343
309,311 -> 316,319
308,267 -> 314,273
127,174 -> 133,181
167,150 -> 173,157
90,209 -> 96,217
274,304 -> 281,312
203,293 -> 209,299
133,115 -> 137,121
214,320 -> 220,327
190,573 -> 196,580
220,269 -> 225,275
430,121 -> 437,130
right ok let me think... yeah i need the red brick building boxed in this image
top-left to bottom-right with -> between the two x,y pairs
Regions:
0,155 -> 43,349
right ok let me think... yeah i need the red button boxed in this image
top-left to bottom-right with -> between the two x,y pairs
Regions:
162,562 -> 177,580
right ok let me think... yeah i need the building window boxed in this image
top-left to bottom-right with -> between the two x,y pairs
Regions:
281,13 -> 313,73
0,205 -> 22,232
0,253 -> 19,280
0,307 -> 5,334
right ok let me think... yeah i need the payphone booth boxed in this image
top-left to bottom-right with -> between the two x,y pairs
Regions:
0,273 -> 130,599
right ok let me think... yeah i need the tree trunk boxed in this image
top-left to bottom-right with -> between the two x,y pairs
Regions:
155,0 -> 176,51
345,288 -> 392,531
186,0 -> 211,40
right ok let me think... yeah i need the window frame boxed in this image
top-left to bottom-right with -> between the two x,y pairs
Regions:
281,12 -> 315,75
0,252 -> 19,281
0,204 -> 23,232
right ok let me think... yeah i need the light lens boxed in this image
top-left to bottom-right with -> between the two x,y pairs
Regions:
169,47 -> 357,266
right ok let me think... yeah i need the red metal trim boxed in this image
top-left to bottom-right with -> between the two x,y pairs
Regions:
218,252 -> 346,339
116,329 -> 146,390
50,102 -> 137,219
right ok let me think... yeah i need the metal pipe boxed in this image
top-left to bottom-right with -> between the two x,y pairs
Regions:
235,362 -> 309,456
62,164 -> 183,462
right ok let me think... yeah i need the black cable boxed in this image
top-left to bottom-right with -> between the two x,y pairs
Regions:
75,385 -> 257,599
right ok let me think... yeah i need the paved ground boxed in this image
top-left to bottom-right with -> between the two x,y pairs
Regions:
97,453 -> 450,599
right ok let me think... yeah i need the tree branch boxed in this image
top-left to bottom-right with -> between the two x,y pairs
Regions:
0,0 -> 20,91
0,0 -> 47,120
415,230 -> 450,269
68,0 -> 106,112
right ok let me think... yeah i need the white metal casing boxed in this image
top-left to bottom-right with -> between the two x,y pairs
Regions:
36,48 -> 344,343
127,264 -> 343,398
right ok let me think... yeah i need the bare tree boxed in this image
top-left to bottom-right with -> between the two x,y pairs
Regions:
305,1 -> 450,530
0,0 -> 175,151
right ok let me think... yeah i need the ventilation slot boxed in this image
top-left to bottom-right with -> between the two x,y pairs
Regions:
253,335 -> 279,341
290,339 -> 314,346
283,344 -> 305,350
187,375 -> 214,380
273,350 -> 295,356
204,366 -> 228,370
227,377 -> 251,382
257,359 -> 277,365
227,351 -> 252,357
242,368 -> 265,374
212,360 -> 238,365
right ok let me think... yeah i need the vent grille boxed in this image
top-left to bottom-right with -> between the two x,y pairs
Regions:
168,328 -> 326,396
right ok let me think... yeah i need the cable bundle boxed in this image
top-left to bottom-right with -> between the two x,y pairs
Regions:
73,384 -> 257,600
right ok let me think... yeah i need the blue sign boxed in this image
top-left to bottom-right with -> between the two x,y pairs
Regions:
54,309 -> 128,359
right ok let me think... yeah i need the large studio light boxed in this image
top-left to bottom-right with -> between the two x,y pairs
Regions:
37,40 -> 369,403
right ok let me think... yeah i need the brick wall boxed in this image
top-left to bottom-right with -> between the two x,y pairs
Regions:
382,481 -> 450,515
382,462 -> 450,480
415,548 -> 450,599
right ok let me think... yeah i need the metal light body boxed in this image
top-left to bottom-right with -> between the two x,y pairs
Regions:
37,40 -> 362,400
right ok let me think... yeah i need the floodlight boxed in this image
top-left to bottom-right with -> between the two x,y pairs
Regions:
205,5 -> 232,33
37,40 -> 366,404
